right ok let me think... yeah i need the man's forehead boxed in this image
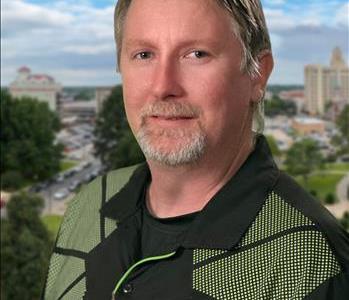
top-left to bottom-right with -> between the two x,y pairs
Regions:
124,0 -> 229,24
122,0 -> 234,43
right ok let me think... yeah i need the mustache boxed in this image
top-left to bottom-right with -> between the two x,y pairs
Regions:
140,101 -> 201,119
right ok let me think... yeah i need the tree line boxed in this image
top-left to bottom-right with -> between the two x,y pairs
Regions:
94,85 -> 145,171
1,89 -> 63,190
1,193 -> 53,299
1,89 -> 60,299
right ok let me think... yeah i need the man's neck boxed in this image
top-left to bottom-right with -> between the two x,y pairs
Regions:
146,135 -> 256,218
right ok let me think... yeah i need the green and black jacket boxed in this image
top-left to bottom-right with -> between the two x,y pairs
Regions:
43,135 -> 349,299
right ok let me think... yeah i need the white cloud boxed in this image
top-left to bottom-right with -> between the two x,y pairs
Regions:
1,0 -> 73,34
1,0 -> 116,86
264,9 -> 295,31
336,3 -> 349,27
264,1 -> 349,32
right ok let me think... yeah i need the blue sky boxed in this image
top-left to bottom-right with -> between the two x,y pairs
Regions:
1,0 -> 348,86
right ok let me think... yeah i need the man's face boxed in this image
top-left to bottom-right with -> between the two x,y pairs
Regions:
120,0 -> 257,166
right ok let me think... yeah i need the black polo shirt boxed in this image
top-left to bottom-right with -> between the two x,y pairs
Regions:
43,135 -> 349,299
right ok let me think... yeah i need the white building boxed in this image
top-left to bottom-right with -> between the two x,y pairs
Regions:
292,117 -> 326,136
9,66 -> 62,111
304,47 -> 349,115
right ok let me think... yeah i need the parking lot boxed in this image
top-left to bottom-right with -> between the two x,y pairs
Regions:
27,122 -> 104,215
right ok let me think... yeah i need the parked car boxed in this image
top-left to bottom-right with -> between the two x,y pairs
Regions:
81,161 -> 92,169
83,173 -> 94,183
341,155 -> 349,162
53,189 -> 69,200
29,184 -> 42,193
29,181 -> 50,193
74,165 -> 83,172
68,180 -> 80,192
91,169 -> 99,178
65,169 -> 77,178
55,174 -> 65,183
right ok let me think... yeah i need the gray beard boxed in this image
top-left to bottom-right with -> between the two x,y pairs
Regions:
136,126 -> 207,167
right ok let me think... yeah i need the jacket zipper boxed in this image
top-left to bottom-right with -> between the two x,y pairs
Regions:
112,251 -> 177,298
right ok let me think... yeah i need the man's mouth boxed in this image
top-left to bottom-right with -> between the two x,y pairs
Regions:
151,115 -> 194,120
145,115 -> 196,127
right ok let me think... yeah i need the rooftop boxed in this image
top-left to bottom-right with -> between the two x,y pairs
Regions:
294,117 -> 325,124
18,66 -> 31,73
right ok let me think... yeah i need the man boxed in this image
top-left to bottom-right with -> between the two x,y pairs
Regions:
43,0 -> 349,299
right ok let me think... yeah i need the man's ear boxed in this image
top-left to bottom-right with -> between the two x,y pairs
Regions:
251,51 -> 274,103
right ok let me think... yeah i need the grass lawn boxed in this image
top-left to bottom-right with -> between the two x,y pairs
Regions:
296,173 -> 344,202
42,215 -> 63,238
60,160 -> 77,172
289,162 -> 349,204
324,162 -> 349,173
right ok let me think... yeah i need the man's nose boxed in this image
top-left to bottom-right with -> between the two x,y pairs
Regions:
151,59 -> 184,101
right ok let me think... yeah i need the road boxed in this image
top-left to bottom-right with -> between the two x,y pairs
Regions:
41,160 -> 102,216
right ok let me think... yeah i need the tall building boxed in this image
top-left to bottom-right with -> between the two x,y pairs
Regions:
9,66 -> 62,111
304,47 -> 349,115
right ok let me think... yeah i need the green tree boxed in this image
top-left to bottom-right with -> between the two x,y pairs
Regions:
0,89 -> 63,185
1,171 -> 24,191
1,193 -> 53,300
285,138 -> 323,186
94,85 -> 144,170
265,95 -> 297,117
332,105 -> 349,155
73,88 -> 94,101
324,101 -> 333,113
324,193 -> 336,204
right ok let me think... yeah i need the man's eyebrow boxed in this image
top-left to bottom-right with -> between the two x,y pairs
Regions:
124,39 -> 154,50
123,38 -> 221,50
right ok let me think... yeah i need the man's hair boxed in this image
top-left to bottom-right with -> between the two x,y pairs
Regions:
114,0 -> 272,133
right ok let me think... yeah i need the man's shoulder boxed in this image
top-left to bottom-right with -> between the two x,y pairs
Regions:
46,163 -> 143,267
262,171 -> 349,267
78,163 -> 142,197
231,172 -> 349,298
61,163 -> 142,231
235,170 -> 349,269
271,171 -> 346,234
106,164 -> 142,181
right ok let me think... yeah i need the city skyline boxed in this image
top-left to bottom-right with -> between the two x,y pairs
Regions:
1,0 -> 348,86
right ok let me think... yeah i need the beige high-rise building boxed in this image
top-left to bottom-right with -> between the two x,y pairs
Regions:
304,47 -> 349,115
9,66 -> 62,111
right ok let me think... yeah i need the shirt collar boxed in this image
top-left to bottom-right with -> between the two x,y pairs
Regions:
100,163 -> 150,222
100,135 -> 280,250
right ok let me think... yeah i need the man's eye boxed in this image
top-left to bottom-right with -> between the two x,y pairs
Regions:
134,52 -> 152,60
186,50 -> 209,59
